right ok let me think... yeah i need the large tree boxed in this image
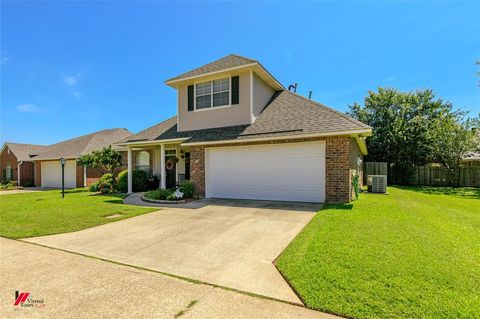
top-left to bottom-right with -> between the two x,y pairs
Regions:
77,145 -> 123,177
348,88 -> 451,168
349,88 -> 479,185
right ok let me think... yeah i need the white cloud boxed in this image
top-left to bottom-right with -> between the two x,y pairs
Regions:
16,103 -> 41,113
63,73 -> 81,86
62,72 -> 83,97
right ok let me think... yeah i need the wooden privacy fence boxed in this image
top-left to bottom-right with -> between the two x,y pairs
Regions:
364,162 -> 480,187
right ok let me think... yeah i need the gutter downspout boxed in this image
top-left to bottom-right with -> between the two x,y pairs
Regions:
17,161 -> 23,186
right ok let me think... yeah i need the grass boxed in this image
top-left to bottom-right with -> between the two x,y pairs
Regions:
276,186 -> 480,319
0,189 -> 157,239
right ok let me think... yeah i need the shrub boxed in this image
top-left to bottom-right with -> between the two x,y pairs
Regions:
116,169 -> 149,193
89,181 -> 100,192
180,180 -> 195,198
144,188 -> 173,200
0,180 -> 16,190
117,169 -> 128,193
133,169 -> 148,192
89,173 -> 115,193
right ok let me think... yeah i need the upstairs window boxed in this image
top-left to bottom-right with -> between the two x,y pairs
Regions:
195,77 -> 230,110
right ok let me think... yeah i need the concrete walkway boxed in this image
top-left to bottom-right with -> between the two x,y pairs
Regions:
1,238 -> 340,319
25,199 -> 320,304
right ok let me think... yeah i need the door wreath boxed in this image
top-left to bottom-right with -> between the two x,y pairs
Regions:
166,157 -> 179,171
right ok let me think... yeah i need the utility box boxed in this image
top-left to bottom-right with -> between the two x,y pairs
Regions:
367,175 -> 387,193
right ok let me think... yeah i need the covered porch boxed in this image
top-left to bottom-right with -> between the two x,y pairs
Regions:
124,139 -> 191,193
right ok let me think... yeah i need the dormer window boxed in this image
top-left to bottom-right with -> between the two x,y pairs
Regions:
195,77 -> 230,110
187,75 -> 239,112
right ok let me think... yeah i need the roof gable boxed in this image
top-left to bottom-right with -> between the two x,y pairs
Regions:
164,54 -> 284,90
165,54 -> 256,83
2,143 -> 49,161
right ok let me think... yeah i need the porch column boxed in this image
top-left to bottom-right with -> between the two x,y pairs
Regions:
160,144 -> 166,189
83,166 -> 87,187
127,146 -> 133,194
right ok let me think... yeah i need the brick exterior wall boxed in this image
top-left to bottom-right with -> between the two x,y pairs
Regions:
0,146 -> 19,183
190,146 -> 205,196
188,135 -> 355,203
325,137 -> 351,203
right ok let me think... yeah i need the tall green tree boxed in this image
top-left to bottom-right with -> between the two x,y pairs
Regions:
349,88 -> 479,185
348,88 -> 451,168
77,145 -> 123,177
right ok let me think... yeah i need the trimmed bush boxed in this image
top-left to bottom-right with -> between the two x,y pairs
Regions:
116,169 -> 149,193
117,169 -> 128,193
180,180 -> 195,198
133,170 -> 148,192
90,173 -> 115,193
89,181 -> 100,192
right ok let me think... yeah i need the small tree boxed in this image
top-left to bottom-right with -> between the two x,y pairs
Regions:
430,113 -> 479,186
77,145 -> 123,177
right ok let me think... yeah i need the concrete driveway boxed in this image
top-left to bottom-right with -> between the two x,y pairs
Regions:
1,238 -> 339,319
24,199 -> 319,304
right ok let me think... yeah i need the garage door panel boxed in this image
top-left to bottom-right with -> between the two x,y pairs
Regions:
41,160 -> 77,188
206,142 -> 325,203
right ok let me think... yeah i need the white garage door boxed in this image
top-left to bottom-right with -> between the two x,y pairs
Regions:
206,142 -> 325,202
41,160 -> 77,188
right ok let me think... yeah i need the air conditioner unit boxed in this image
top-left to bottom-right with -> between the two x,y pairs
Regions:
367,175 -> 387,193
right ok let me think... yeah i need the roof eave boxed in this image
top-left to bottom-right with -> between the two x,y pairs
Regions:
181,128 -> 372,147
116,137 -> 190,147
164,62 -> 284,91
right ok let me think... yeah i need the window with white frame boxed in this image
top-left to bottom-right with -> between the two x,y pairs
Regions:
195,77 -> 230,110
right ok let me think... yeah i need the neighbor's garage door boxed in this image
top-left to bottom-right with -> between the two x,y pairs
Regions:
206,142 -> 325,202
41,160 -> 77,188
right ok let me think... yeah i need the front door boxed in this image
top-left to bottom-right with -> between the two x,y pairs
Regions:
165,150 -> 177,189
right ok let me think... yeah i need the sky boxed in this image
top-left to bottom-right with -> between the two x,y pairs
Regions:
1,1 -> 479,146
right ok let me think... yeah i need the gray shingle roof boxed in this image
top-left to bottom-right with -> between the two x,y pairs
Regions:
119,90 -> 371,145
165,54 -> 257,83
3,143 -> 50,161
34,128 -> 132,160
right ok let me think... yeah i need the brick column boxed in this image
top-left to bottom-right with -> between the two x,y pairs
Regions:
325,136 -> 351,203
190,146 -> 205,197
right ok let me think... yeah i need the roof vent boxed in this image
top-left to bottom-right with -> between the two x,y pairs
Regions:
288,83 -> 297,93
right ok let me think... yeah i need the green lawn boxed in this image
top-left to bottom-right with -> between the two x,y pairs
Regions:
0,189 -> 156,239
276,186 -> 480,319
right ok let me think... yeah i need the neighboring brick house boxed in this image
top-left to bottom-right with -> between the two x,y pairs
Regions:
116,54 -> 371,203
0,143 -> 49,186
32,128 -> 132,188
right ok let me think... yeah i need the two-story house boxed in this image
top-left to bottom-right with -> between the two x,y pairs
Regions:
116,54 -> 371,203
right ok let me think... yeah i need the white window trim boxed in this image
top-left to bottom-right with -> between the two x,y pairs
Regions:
193,76 -> 232,112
